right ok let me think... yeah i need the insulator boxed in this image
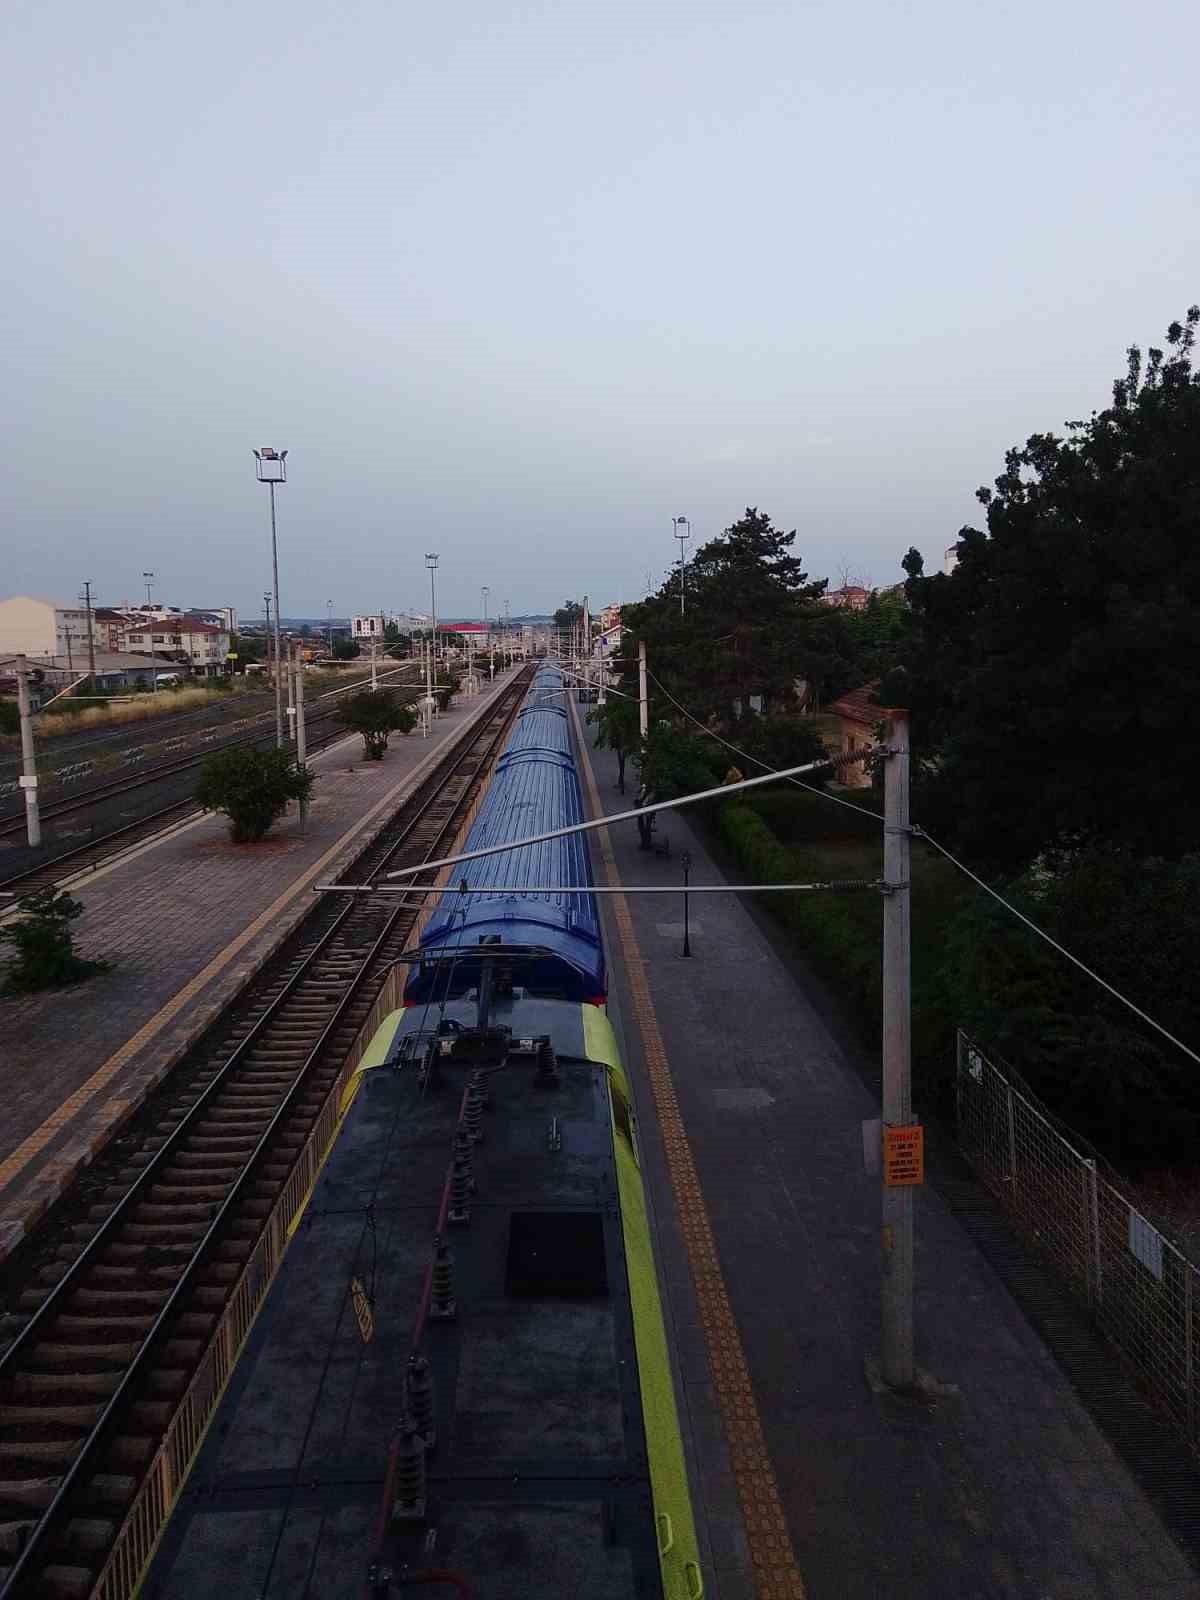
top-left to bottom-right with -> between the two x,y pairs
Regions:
429,1234 -> 456,1321
417,1039 -> 439,1091
447,1154 -> 472,1226
464,1076 -> 484,1144
452,1130 -> 476,1190
391,1411 -> 427,1521
406,1354 -> 436,1450
534,1037 -> 559,1088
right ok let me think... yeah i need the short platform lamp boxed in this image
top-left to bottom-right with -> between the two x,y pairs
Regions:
253,447 -> 288,748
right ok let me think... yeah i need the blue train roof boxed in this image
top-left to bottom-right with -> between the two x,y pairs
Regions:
405,669 -> 604,1005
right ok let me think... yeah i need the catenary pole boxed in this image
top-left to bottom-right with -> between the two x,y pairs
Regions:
15,655 -> 41,848
82,580 -> 96,682
881,709 -> 914,1388
638,639 -> 648,739
294,641 -> 308,827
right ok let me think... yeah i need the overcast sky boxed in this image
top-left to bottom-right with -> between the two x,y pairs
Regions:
2,0 -> 1196,621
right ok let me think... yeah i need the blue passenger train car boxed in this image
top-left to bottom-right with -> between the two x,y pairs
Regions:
404,661 -> 607,1007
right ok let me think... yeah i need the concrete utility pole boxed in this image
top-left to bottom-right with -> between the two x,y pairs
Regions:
294,642 -> 308,827
82,580 -> 97,682
15,656 -> 41,848
262,592 -> 272,704
881,709 -> 914,1388
638,639 -> 648,739
370,636 -> 378,691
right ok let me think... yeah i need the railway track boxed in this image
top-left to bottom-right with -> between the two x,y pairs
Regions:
0,667 -> 533,1599
0,666 -> 425,899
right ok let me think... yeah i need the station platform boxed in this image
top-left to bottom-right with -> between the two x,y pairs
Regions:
569,702 -> 1200,1600
0,674 -> 518,1261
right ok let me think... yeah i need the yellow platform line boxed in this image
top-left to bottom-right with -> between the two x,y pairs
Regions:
573,700 -> 806,1600
0,699 -> 503,1200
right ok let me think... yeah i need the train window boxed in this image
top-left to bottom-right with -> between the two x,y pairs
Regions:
506,1212 -> 608,1297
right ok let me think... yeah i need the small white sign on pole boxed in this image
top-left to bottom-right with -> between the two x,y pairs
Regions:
1128,1211 -> 1164,1281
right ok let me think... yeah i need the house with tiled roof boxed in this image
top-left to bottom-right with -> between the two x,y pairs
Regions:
825,681 -> 886,789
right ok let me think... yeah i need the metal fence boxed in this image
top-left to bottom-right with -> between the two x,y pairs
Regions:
956,1031 -> 1197,1451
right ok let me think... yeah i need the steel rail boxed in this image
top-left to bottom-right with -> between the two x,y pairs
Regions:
0,671 -> 530,1597
0,677 -> 429,896
0,710 -> 365,897
0,665 -> 422,839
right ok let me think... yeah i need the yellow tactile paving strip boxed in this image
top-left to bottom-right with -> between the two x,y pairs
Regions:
0,693 -> 507,1204
572,701 -> 807,1600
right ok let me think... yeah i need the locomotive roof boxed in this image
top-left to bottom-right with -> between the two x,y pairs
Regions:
143,996 -> 665,1599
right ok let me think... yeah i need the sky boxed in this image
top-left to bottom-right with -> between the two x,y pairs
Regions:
2,0 -> 1196,622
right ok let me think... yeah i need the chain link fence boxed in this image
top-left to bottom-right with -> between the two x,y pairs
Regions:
956,1031 -> 1197,1450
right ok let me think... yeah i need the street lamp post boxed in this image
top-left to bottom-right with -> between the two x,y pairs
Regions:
673,517 -> 690,616
425,553 -> 439,718
481,586 -> 491,680
327,600 -> 333,658
253,447 -> 288,748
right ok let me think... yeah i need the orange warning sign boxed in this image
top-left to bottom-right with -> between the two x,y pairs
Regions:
883,1123 -> 924,1186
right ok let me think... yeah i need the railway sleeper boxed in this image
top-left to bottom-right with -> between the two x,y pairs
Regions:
91,1240 -> 195,1266
155,1164 -> 244,1187
0,1476 -> 58,1511
130,1203 -> 220,1226
51,1312 -> 157,1338
23,1342 -> 141,1369
31,1564 -> 94,1600
10,1371 -> 121,1401
143,1183 -> 235,1205
0,1402 -> 103,1430
105,1220 -> 208,1244
67,1286 -> 173,1314
180,1133 -> 264,1153
0,1438 -> 86,1472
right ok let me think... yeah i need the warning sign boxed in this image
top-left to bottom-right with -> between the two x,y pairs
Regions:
350,1276 -> 375,1343
883,1124 -> 924,1186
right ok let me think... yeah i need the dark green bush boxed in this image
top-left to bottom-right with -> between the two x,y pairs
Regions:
196,746 -> 315,843
1,888 -> 106,993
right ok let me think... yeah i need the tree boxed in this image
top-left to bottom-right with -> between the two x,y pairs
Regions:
338,689 -> 417,758
1,888 -> 104,993
383,621 -> 401,645
553,600 -> 583,630
889,305 -> 1200,872
196,746 -> 315,843
332,637 -> 360,660
436,669 -> 461,711
588,693 -> 640,794
933,852 -> 1200,1159
631,723 -> 724,849
624,508 -> 835,725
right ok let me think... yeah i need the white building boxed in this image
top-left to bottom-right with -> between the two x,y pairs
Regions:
352,613 -> 387,640
0,596 -> 94,666
122,618 -> 232,677
943,545 -> 960,575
